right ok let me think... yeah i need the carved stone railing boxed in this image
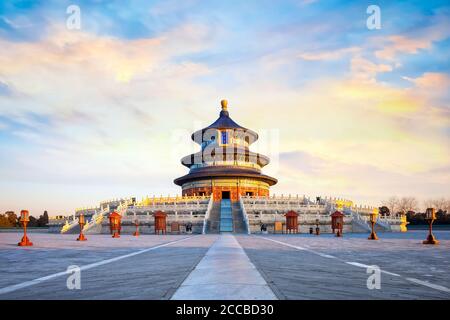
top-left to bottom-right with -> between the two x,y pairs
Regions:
239,197 -> 251,234
203,195 -> 214,234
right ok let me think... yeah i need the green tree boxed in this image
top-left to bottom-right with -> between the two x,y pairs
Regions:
28,216 -> 38,227
0,212 -> 17,227
37,211 -> 49,227
7,212 -> 18,226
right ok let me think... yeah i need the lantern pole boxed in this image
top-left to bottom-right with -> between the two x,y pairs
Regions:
368,209 -> 379,240
133,218 -> 140,237
18,210 -> 33,246
423,208 -> 439,245
77,213 -> 87,241
336,222 -> 342,237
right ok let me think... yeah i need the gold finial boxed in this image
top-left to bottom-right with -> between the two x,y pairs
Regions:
221,99 -> 228,111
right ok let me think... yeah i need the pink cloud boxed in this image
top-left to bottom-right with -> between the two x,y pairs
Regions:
298,47 -> 360,61
404,72 -> 450,89
374,11 -> 450,61
375,35 -> 430,60
350,56 -> 393,82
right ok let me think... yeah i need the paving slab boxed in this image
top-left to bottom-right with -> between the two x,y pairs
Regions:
0,233 -> 217,299
1,231 -> 449,300
237,231 -> 450,300
171,234 -> 277,300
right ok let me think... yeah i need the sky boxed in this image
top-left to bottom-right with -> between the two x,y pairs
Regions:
0,0 -> 449,216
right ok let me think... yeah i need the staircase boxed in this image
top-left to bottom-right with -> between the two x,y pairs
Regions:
350,211 -> 372,233
231,201 -> 247,234
350,210 -> 392,233
205,200 -> 248,234
220,200 -> 233,232
60,218 -> 80,234
375,218 -> 392,232
206,202 -> 221,233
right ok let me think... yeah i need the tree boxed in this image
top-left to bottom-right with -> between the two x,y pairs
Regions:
445,199 -> 450,214
6,212 -> 18,226
398,197 -> 418,214
37,211 -> 49,227
0,211 -> 17,227
444,199 -> 450,213
379,206 -> 390,217
423,198 -> 449,213
28,216 -> 38,227
0,214 -> 9,227
382,197 -> 399,215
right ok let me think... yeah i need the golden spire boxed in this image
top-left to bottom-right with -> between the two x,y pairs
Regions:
221,99 -> 228,111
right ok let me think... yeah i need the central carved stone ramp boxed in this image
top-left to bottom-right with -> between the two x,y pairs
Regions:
219,199 -> 233,232
171,234 -> 277,300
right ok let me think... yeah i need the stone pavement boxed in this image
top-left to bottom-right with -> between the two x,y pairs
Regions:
0,231 -> 449,299
236,231 -> 450,300
171,234 -> 277,300
0,233 -> 217,299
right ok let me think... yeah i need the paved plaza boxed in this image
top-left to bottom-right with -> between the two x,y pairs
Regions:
0,231 -> 449,299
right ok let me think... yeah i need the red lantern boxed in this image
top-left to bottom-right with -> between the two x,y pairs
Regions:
331,211 -> 344,237
109,212 -> 122,238
18,210 -> 33,246
77,213 -> 87,241
154,211 -> 167,235
285,211 -> 299,234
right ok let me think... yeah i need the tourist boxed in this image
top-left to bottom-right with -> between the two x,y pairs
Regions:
260,223 -> 268,234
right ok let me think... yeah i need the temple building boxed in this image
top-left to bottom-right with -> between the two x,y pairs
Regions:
49,99 -> 408,235
174,100 -> 277,201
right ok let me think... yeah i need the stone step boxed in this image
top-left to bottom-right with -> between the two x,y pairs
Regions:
206,200 -> 247,234
220,200 -> 233,232
206,202 -> 221,234
232,202 -> 247,234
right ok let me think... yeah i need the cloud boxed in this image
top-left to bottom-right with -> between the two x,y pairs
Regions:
374,10 -> 450,61
228,68 -> 449,180
402,72 -> 450,114
375,35 -> 431,60
298,47 -> 360,61
0,81 -> 12,96
0,22 -> 217,197
350,56 -> 393,82
0,16 -> 33,29
274,150 -> 449,207
0,1 -> 449,215
403,72 -> 450,91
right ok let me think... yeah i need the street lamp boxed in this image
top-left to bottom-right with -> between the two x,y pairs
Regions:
77,213 -> 87,241
18,210 -> 33,246
133,218 -> 140,237
368,208 -> 379,240
423,208 -> 439,245
109,212 -> 121,238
